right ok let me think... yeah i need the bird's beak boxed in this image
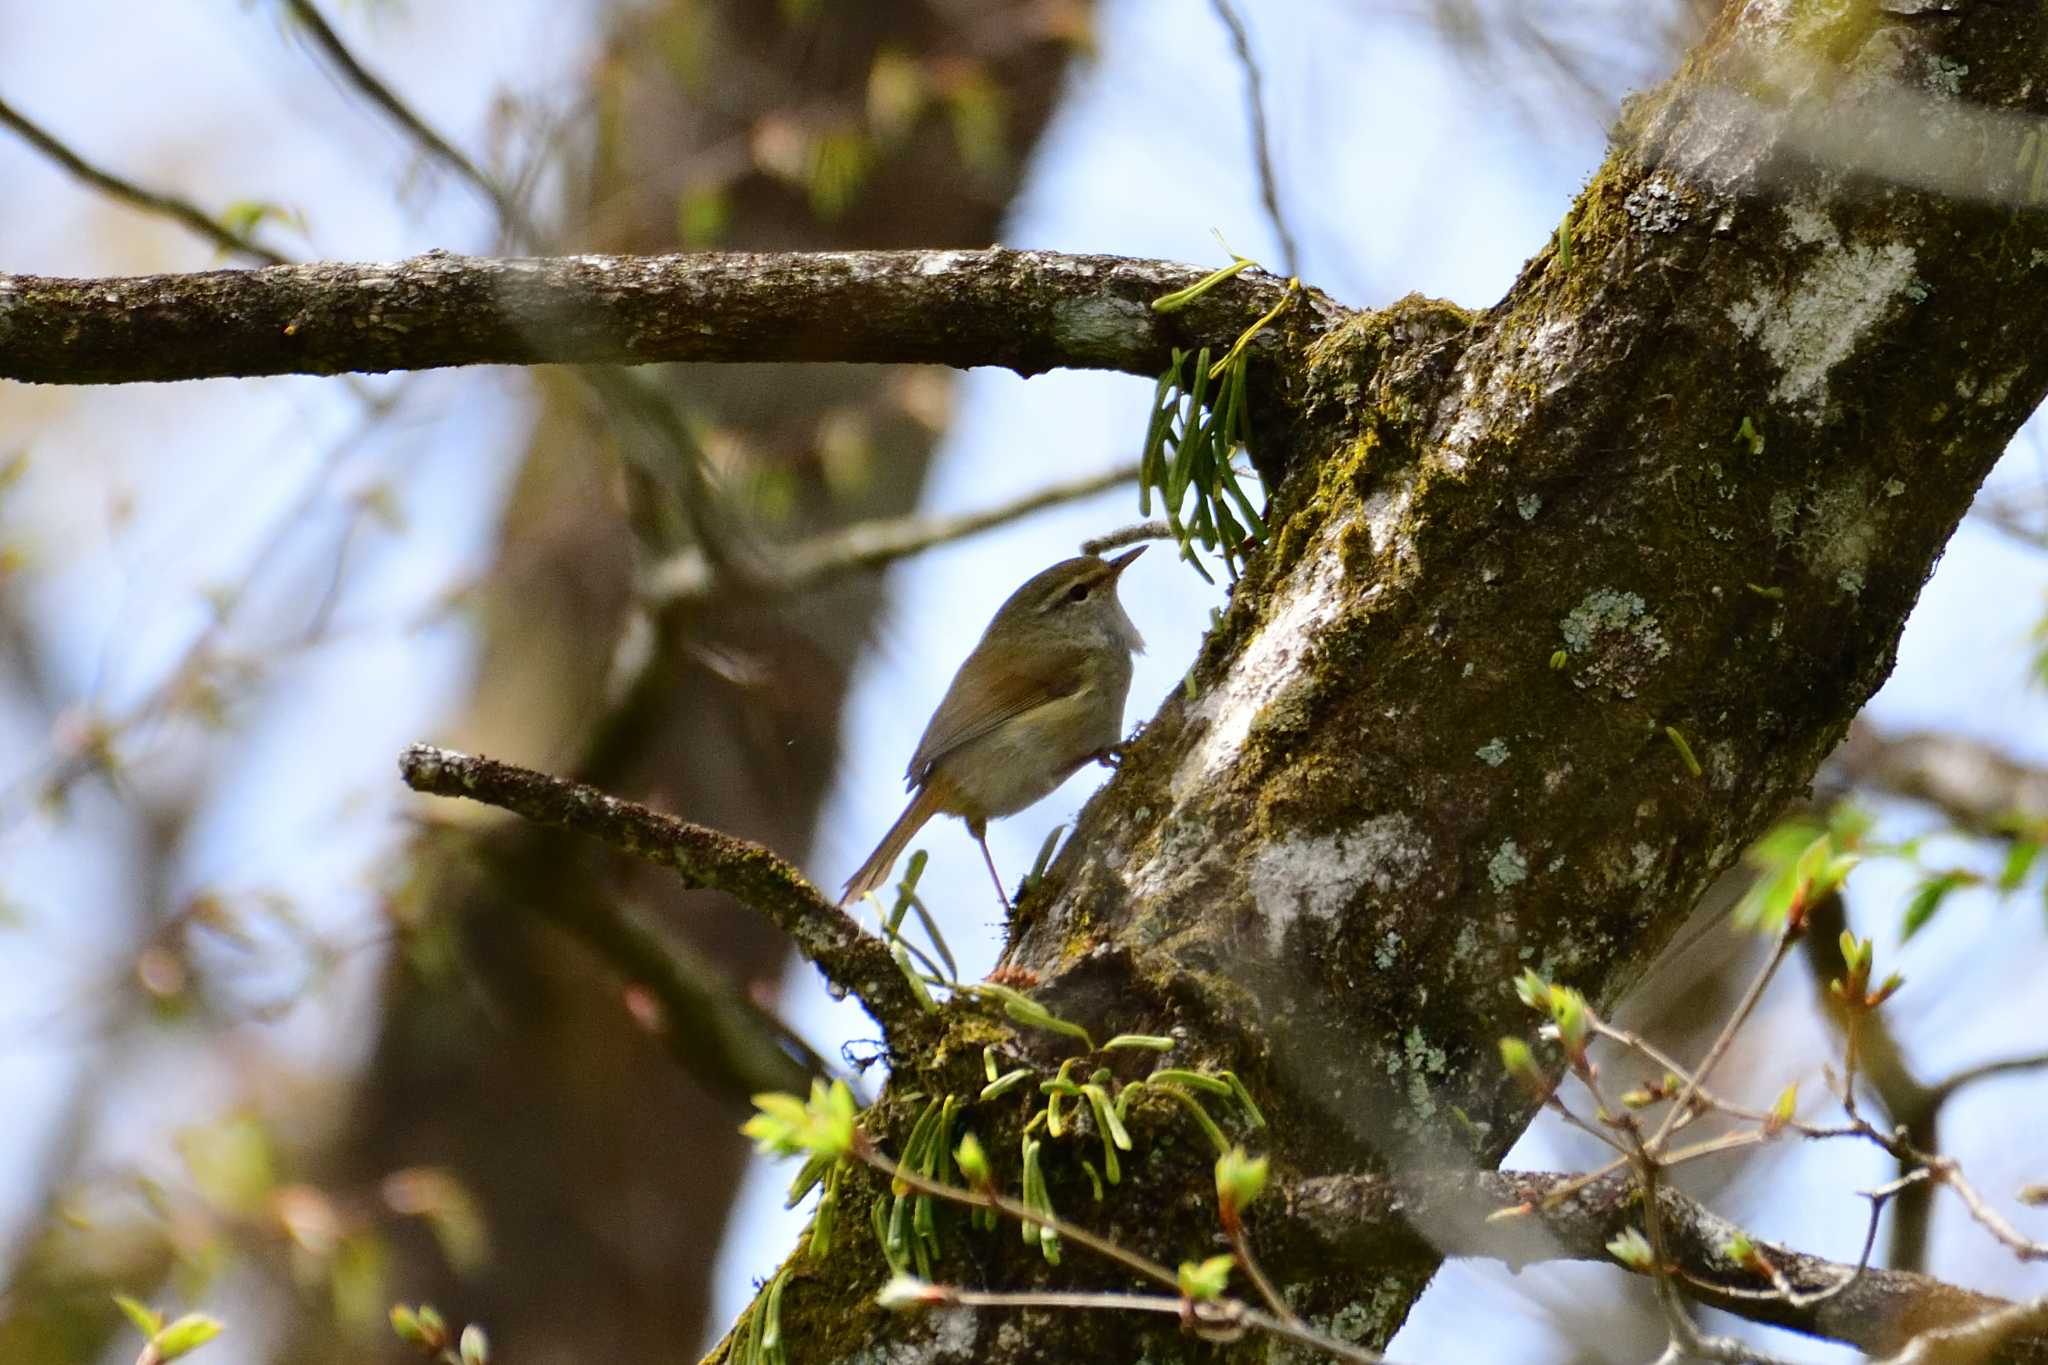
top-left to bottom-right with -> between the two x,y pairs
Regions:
1107,545 -> 1147,576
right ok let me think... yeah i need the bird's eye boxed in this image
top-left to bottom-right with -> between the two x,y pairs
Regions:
1066,581 -> 1092,604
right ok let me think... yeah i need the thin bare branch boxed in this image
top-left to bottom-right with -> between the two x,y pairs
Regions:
1930,1051 -> 2048,1106
281,0 -> 531,244
1925,1154 -> 2048,1265
396,744 -> 925,1042
901,1283 -> 1387,1365
1878,1294 -> 2048,1365
1080,520 -> 1173,555
0,92 -> 290,266
864,1144 -> 1181,1293
1208,0 -> 1300,277
1647,925 -> 1798,1150
641,461 -> 1143,607
1224,1219 -> 1305,1335
864,1145 -> 1387,1364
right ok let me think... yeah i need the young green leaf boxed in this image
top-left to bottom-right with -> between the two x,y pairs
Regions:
114,1294 -> 164,1339
1607,1227 -> 1654,1271
1214,1146 -> 1269,1223
1178,1253 -> 1236,1301
153,1313 -> 226,1361
1901,870 -> 1979,940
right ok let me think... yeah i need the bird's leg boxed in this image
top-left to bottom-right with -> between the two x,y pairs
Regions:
969,819 -> 1013,911
1093,722 -> 1146,768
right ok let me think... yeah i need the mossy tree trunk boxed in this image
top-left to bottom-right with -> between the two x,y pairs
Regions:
722,5 -> 2048,1360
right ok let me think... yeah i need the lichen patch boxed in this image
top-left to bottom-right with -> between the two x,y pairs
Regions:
1050,293 -> 1155,361
1559,588 -> 1670,698
1487,839 -> 1529,892
1726,206 -> 1919,411
1248,814 -> 1431,952
1175,514 -> 1356,798
1799,474 -> 1884,598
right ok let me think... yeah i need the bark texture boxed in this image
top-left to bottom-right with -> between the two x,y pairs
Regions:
0,249 -> 1326,385
739,4 -> 2048,1360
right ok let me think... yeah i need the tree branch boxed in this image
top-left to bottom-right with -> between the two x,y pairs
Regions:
1808,726 -> 2048,1267
1832,724 -> 2048,837
280,0 -> 529,242
396,744 -> 925,1043
639,460 -> 1143,606
1208,0 -> 1300,277
0,248 -> 1343,386
1286,1169 -> 2047,1362
0,92 -> 290,266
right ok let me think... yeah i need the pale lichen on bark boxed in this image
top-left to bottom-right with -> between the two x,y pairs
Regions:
972,2 -> 2048,1353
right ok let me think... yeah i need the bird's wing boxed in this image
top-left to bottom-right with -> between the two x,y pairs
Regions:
906,641 -> 1091,786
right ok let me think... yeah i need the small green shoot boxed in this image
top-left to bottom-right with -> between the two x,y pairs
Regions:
970,982 -> 1095,1050
1137,279 -> 1286,580
1143,1067 -> 1232,1096
1178,1253 -> 1236,1301
1734,415 -> 1765,455
1021,1136 -> 1061,1264
1218,1070 -> 1267,1128
1763,1083 -> 1798,1137
743,1079 -> 859,1163
1607,1227 -> 1654,1271
1731,816 -> 1862,935
1022,824 -> 1066,895
811,1163 -> 842,1257
1214,1147 -> 1269,1232
1102,1033 -> 1176,1052
1663,725 -> 1703,778
1150,258 -> 1255,313
1901,869 -> 1981,940
1499,1036 -> 1546,1097
1147,1082 -> 1230,1154
980,1068 -> 1034,1101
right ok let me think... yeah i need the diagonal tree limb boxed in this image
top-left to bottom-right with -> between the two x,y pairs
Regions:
528,875 -> 823,1099
1833,724 -> 2048,838
397,744 -> 926,1045
0,92 -> 291,267
0,249 -> 1343,386
1285,1169 -> 2047,1362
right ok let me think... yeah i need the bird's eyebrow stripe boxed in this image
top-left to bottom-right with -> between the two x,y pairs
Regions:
1036,567 -> 1109,610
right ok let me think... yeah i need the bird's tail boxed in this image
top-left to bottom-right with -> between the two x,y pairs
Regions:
840,786 -> 945,907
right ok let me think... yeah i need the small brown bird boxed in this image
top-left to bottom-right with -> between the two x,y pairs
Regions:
841,547 -> 1147,908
